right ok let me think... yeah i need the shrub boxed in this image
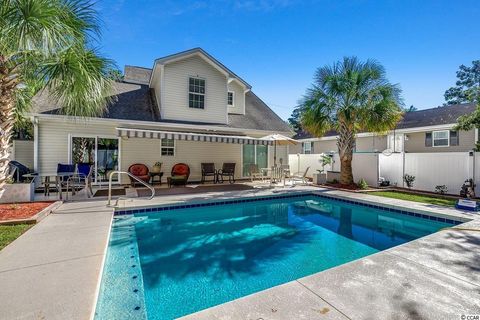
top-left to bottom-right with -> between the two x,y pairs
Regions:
435,185 -> 448,194
357,178 -> 368,190
403,174 -> 415,189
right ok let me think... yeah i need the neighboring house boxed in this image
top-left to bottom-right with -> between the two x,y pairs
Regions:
290,103 -> 478,154
30,48 -> 291,184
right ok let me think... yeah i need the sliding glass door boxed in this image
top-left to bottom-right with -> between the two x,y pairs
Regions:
242,144 -> 268,177
70,136 -> 119,184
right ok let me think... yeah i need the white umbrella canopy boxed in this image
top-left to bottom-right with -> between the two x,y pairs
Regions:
261,134 -> 298,166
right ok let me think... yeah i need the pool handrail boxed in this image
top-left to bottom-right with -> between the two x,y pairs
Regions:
107,171 -> 155,206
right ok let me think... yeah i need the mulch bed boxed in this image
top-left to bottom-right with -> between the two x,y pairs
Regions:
325,183 -> 361,190
0,202 -> 53,221
137,184 -> 254,197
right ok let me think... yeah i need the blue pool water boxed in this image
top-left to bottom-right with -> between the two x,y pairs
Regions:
95,194 -> 454,319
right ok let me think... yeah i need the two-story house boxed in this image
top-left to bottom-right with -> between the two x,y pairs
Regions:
30,48 -> 291,184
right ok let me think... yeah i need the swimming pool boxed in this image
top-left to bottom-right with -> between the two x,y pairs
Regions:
94,193 -> 458,319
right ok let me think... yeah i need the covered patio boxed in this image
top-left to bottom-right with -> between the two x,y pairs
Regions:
31,125 -> 302,202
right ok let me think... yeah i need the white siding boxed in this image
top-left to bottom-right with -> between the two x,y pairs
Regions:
37,118 -> 244,184
11,140 -> 34,169
159,140 -> 242,181
227,81 -> 245,115
37,119 -> 117,175
151,67 -> 162,115
123,139 -> 243,182
162,56 -> 228,124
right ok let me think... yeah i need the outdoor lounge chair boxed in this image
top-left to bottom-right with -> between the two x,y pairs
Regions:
128,163 -> 150,186
168,163 -> 190,187
248,164 -> 264,182
217,163 -> 236,184
290,166 -> 310,185
201,163 -> 216,184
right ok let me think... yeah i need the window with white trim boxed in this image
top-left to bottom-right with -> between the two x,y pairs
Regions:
188,77 -> 205,109
227,91 -> 234,106
161,138 -> 175,156
303,141 -> 312,154
432,130 -> 449,147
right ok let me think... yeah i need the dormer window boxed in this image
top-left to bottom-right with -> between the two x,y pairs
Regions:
227,91 -> 234,106
189,77 -> 205,109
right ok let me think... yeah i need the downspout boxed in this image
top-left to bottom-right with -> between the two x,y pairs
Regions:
32,116 -> 38,172
32,116 -> 39,188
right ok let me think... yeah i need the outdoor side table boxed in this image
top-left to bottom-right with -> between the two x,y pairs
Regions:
149,172 -> 163,185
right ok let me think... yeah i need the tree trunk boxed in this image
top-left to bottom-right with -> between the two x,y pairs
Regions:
0,57 -> 16,196
337,120 -> 355,185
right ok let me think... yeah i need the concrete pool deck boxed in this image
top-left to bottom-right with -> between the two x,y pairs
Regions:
0,200 -> 114,320
1,186 -> 479,319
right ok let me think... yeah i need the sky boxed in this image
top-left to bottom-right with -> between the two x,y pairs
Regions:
95,0 -> 480,120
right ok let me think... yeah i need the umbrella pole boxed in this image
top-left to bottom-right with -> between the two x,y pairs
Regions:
274,142 -> 277,167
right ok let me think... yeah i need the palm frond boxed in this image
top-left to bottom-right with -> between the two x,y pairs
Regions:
298,56 -> 403,138
42,46 -> 115,118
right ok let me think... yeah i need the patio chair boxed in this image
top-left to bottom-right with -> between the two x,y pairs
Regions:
168,163 -> 190,187
217,163 -> 236,184
128,163 -> 150,187
201,163 -> 216,184
66,163 -> 93,199
290,166 -> 310,185
248,164 -> 264,182
50,163 -> 75,196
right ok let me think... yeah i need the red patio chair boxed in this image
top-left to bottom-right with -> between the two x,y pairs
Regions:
128,163 -> 150,186
169,163 -> 190,187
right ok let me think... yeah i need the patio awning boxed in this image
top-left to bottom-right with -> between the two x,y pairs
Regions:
116,127 -> 273,145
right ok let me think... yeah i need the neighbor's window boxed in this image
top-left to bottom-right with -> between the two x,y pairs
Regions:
432,130 -> 449,147
303,141 -> 312,154
189,77 -> 205,109
161,138 -> 175,156
227,91 -> 234,106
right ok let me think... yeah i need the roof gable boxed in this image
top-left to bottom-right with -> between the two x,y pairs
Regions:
150,48 -> 251,89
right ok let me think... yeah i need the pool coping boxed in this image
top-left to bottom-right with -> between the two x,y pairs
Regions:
105,186 -> 480,319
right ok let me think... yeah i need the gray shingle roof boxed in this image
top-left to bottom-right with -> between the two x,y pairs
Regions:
123,66 -> 152,85
32,82 -> 160,122
229,92 -> 291,132
293,103 -> 477,139
32,80 -> 291,133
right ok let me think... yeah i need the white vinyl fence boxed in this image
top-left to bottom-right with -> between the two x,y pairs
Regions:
10,140 -> 34,169
290,151 -> 480,195
379,152 -> 478,195
288,153 -> 379,186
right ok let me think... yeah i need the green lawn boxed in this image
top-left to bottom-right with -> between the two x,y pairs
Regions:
0,224 -> 32,250
367,191 -> 457,207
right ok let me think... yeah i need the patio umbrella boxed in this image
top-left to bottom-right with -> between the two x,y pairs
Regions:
261,134 -> 298,166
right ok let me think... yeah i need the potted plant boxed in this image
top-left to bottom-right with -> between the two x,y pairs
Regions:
152,161 -> 162,173
312,154 -> 332,185
403,174 -> 415,189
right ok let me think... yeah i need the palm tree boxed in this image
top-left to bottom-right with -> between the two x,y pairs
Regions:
300,57 -> 403,185
0,0 -> 114,194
